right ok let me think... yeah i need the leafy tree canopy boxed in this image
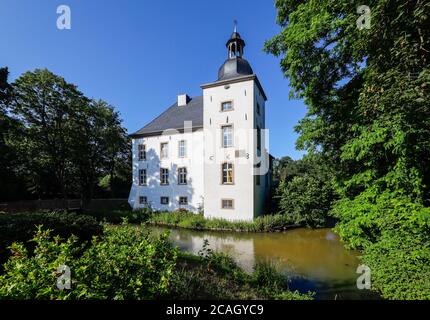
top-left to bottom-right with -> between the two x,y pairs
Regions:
265,0 -> 430,299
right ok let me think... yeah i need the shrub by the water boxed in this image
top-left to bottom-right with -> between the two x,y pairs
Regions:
278,175 -> 334,227
0,211 -> 102,263
333,193 -> 430,299
86,208 -> 151,224
0,224 -> 177,299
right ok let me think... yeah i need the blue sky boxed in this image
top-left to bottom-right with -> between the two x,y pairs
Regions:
0,0 -> 307,159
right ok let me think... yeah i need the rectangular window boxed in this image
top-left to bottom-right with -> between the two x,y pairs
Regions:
221,101 -> 233,112
139,169 -> 147,186
138,144 -> 146,161
160,168 -> 169,185
257,126 -> 261,151
160,197 -> 169,205
222,125 -> 233,148
160,143 -> 168,159
256,103 -> 261,115
221,199 -> 234,209
178,167 -> 187,185
178,140 -> 186,158
222,162 -> 234,184
139,196 -> 147,205
179,196 -> 188,205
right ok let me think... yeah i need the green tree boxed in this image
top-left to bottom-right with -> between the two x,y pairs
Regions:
12,69 -> 88,200
265,0 -> 430,299
9,69 -> 131,204
0,67 -> 27,201
69,99 -> 130,204
274,154 -> 335,226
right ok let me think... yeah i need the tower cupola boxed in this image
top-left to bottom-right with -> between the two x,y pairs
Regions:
226,21 -> 245,59
217,21 -> 253,81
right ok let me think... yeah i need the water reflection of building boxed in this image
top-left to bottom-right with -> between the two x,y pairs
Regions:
171,231 -> 256,272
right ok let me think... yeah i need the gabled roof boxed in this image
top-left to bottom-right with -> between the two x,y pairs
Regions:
130,96 -> 203,138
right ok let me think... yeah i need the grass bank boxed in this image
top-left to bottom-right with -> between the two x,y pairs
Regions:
84,208 -> 302,232
146,210 -> 300,233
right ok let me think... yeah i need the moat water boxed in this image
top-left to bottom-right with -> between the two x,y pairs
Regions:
149,226 -> 380,300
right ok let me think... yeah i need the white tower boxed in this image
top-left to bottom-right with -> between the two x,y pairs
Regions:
201,26 -> 269,221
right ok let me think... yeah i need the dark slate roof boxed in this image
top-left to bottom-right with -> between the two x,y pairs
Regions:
130,96 -> 203,137
218,57 -> 253,81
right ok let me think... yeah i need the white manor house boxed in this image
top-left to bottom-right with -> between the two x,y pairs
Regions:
128,29 -> 272,221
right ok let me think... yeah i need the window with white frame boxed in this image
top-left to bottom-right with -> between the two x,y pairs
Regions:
139,169 -> 147,186
160,197 -> 169,205
221,199 -> 234,209
222,162 -> 234,184
178,167 -> 187,185
139,196 -> 147,205
178,140 -> 186,158
221,101 -> 233,112
160,143 -> 168,159
222,125 -> 233,148
138,144 -> 146,161
160,168 -> 169,185
179,196 -> 188,205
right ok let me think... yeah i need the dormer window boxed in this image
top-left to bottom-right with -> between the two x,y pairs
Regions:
221,101 -> 233,112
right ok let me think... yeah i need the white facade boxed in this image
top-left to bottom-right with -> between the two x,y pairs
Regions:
128,129 -> 205,212
201,77 -> 269,221
129,30 -> 271,221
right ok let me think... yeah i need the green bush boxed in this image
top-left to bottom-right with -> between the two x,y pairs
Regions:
333,191 -> 430,299
0,211 -> 103,263
278,175 -> 334,227
85,208 -> 151,224
0,225 -> 177,299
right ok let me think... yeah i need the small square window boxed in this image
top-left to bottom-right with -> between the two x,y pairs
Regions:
179,197 -> 188,205
221,101 -> 233,112
221,199 -> 234,209
161,197 -> 169,205
139,196 -> 147,205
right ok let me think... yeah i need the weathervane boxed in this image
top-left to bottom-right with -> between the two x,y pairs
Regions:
234,19 -> 238,33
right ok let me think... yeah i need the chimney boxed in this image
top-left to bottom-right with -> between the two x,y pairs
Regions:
178,94 -> 190,107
